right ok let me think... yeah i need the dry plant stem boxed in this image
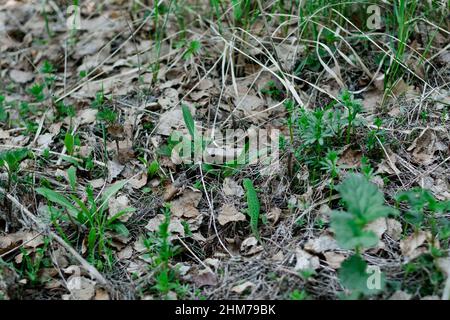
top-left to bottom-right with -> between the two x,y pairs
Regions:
176,235 -> 213,274
0,187 -> 109,286
198,164 -> 233,257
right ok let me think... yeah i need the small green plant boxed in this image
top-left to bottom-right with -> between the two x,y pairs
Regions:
243,178 -> 260,241
331,174 -> 397,298
396,188 -> 450,240
0,94 -> 7,123
27,83 -> 45,102
0,148 -> 30,227
144,205 -> 183,299
261,81 -> 284,100
36,179 -> 133,270
182,40 -> 201,60
290,289 -> 308,300
20,237 -> 50,286
338,91 -> 362,144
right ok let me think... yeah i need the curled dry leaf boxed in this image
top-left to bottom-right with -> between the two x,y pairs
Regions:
324,252 -> 346,269
400,231 -> 432,261
267,207 -> 281,224
222,177 -> 244,197
62,276 -> 96,300
407,128 -> 437,165
217,204 -> 246,226
108,194 -> 133,222
294,248 -> 320,271
304,234 -> 339,254
170,190 -> 202,218
231,281 -> 255,294
389,290 -> 412,300
240,236 -> 263,256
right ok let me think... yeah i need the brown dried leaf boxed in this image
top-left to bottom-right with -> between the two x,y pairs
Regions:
217,204 -> 246,226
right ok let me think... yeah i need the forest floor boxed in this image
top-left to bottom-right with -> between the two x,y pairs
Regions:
1,0 -> 450,300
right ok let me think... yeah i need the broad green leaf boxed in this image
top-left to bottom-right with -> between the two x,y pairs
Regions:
331,174 -> 396,250
109,222 -> 130,238
98,180 -> 127,210
330,211 -> 379,250
181,104 -> 196,138
339,254 -> 384,296
243,178 -> 260,240
337,174 -> 395,221
36,187 -> 78,216
107,207 -> 135,225
64,132 -> 75,155
67,166 -> 77,191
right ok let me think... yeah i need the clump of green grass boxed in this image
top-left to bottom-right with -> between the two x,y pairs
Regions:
36,179 -> 133,270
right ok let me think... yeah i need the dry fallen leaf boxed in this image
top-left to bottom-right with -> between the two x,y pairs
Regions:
170,190 -> 202,218
407,128 -> 437,165
231,281 -> 255,294
62,276 -> 96,300
400,231 -> 431,261
304,235 -> 339,253
217,204 -> 246,226
240,236 -> 263,256
191,269 -> 217,287
108,194 -> 133,222
386,218 -> 402,240
324,252 -> 346,269
389,290 -> 412,300
223,177 -> 244,197
265,207 -> 280,224
145,214 -> 185,237
9,69 -> 34,83
294,248 -> 320,271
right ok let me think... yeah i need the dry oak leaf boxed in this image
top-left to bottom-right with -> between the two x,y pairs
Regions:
407,128 -> 437,165
324,252 -> 347,269
145,214 -> 185,237
108,194 -> 133,222
192,269 -> 217,287
62,276 -> 96,300
400,231 -> 432,261
9,69 -> 34,83
294,248 -> 320,271
170,190 -> 202,218
231,281 -> 255,294
222,177 -> 244,197
217,204 -> 246,226
304,235 -> 339,254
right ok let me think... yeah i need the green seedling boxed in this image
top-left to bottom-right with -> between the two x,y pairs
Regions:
36,180 -> 133,270
243,178 -> 260,241
144,205 -> 183,299
331,174 -> 397,298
